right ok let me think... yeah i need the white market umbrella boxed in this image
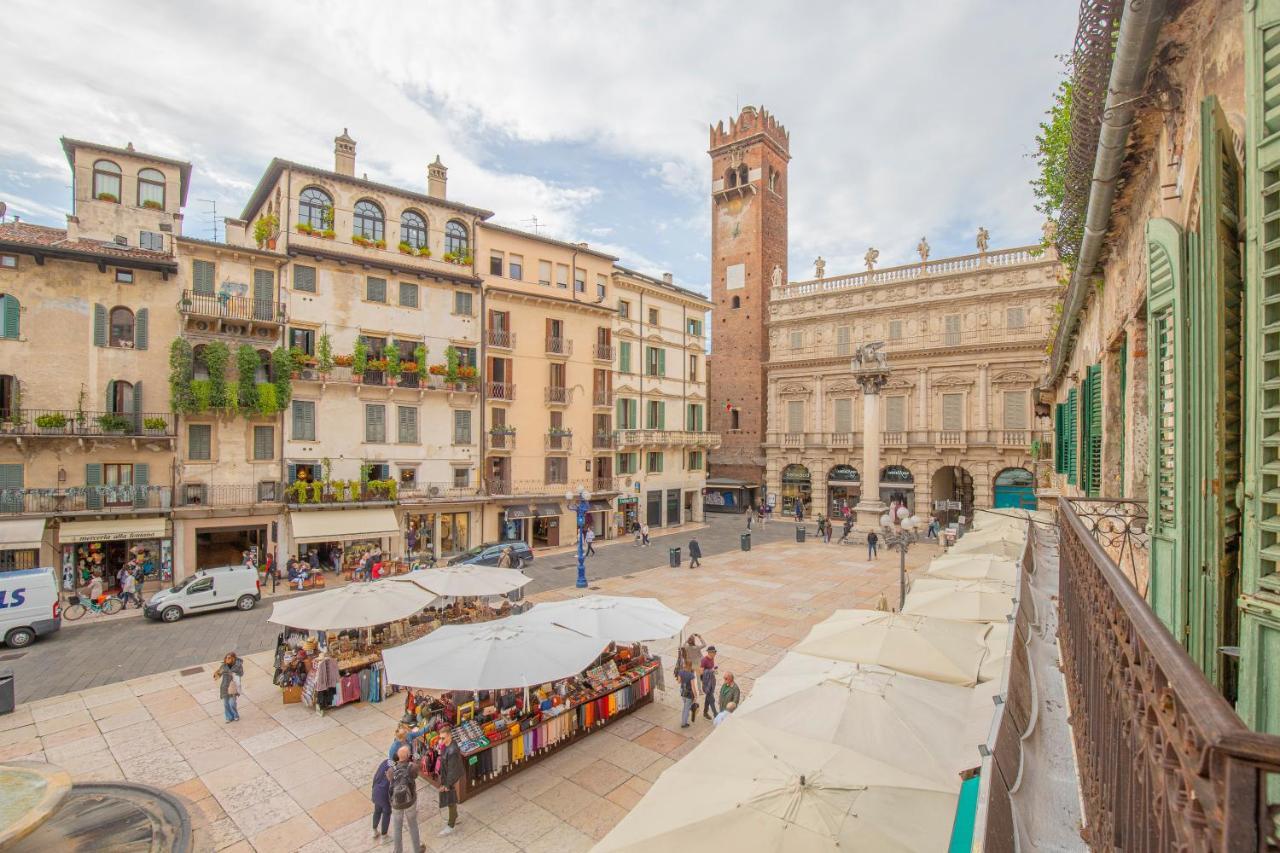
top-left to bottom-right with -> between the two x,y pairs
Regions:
790,609 -> 993,686
980,621 -> 1013,683
973,508 -> 1031,528
268,577 -> 439,631
381,619 -> 608,690
735,661 -> 991,789
594,716 -> 959,853
902,578 -> 1015,623
926,553 -> 1019,584
401,564 -> 532,597
958,527 -> 1026,546
514,595 -> 688,642
949,536 -> 1025,561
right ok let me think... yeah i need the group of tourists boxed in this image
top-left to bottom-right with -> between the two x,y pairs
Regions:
673,633 -> 741,729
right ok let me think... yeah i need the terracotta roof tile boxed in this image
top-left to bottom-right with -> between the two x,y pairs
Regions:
0,221 -> 177,265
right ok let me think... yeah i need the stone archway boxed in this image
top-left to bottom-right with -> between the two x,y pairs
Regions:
826,465 -> 860,517
931,466 -> 974,527
880,465 -> 915,512
780,464 -> 812,515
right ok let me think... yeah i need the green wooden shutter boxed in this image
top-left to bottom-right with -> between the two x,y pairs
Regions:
132,381 -> 143,430
1086,364 -> 1102,497
619,341 -> 631,373
253,269 -> 274,320
0,463 -> 23,513
253,425 -> 273,460
1118,336 -> 1127,494
1054,404 -> 1066,473
1146,218 -> 1188,638
1241,0 -> 1280,735
1,294 -> 18,339
93,303 -> 106,347
367,276 -> 386,303
133,462 -> 149,508
193,259 -> 215,295
365,404 -> 384,443
398,406 -> 417,443
105,380 -> 116,413
134,307 -> 148,350
293,265 -> 316,293
1065,387 -> 1078,485
85,463 -> 102,509
657,348 -> 666,376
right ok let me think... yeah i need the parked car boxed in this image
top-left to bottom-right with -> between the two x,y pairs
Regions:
144,564 -> 261,623
0,567 -> 61,648
447,542 -> 534,570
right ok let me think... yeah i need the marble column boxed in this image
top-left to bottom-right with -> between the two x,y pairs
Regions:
854,372 -> 890,532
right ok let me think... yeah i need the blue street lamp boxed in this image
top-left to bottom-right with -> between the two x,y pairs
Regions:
565,487 -> 592,589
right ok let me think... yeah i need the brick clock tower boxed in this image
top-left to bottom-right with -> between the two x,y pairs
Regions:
707,105 -> 789,495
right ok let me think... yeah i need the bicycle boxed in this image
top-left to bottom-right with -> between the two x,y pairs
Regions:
62,594 -> 125,621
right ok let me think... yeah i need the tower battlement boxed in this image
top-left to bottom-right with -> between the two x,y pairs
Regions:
709,105 -> 790,155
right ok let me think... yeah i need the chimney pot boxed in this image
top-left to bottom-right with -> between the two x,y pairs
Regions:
427,155 -> 448,199
334,129 -> 357,176
662,273 -> 673,284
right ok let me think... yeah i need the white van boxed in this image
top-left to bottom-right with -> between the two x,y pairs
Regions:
144,564 -> 261,623
0,567 -> 62,648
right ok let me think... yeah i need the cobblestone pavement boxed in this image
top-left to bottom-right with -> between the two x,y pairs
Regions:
2,533 -> 934,852
5,514 -> 843,704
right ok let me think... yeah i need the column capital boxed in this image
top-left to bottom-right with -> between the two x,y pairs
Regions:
854,370 -> 889,395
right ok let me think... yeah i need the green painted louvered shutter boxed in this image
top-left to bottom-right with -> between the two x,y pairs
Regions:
1197,96 -> 1246,688
616,399 -> 626,429
1054,404 -> 1066,473
253,269 -> 274,320
93,303 -> 106,347
1,294 -> 18,339
619,341 -> 631,373
1146,218 -> 1188,638
1084,364 -> 1102,498
657,348 -> 666,376
1118,336 -> 1127,494
133,462 -> 149,508
134,308 -> 148,349
85,462 -> 103,509
105,380 -> 116,412
0,463 -> 22,513
1065,387 -> 1078,486
132,381 -> 143,431
193,259 -> 215,295
1240,1 -> 1280,735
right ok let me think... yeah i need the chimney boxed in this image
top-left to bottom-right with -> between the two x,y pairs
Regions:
334,129 -> 356,176
427,155 -> 448,199
662,273 -> 673,284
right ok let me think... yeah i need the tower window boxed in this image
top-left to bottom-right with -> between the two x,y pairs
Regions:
725,167 -> 737,189
731,296 -> 740,309
730,409 -> 740,430
738,164 -> 749,186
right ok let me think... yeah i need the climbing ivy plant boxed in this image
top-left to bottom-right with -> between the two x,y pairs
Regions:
1030,58 -> 1076,269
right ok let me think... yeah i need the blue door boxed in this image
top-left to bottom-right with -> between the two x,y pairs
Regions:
992,468 -> 1037,510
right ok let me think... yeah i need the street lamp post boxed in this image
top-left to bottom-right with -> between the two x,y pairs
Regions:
879,506 -> 920,610
565,487 -> 592,589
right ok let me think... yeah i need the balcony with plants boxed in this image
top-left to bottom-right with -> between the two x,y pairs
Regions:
289,202 -> 475,277
0,485 -> 173,515
291,339 -> 477,394
488,425 -> 516,452
0,382 -> 175,439
168,339 -> 292,419
286,474 -> 399,507
545,428 -> 573,452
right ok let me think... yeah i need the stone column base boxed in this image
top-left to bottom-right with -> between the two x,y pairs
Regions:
854,500 -> 888,533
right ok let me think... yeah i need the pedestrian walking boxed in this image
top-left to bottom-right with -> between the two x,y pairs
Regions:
867,530 -> 879,560
386,745 -> 425,852
585,527 -> 597,557
436,728 -> 466,837
680,632 -> 706,671
700,647 -> 719,720
331,545 -> 342,573
824,521 -> 833,544
839,516 -> 853,544
719,672 -> 741,710
640,522 -> 650,546
816,514 -> 826,542
496,546 -> 514,568
119,568 -> 138,609
746,509 -> 754,531
677,663 -> 696,728
370,756 -> 393,841
794,501 -> 804,522
633,523 -> 642,547
214,652 -> 243,723
688,538 -> 702,568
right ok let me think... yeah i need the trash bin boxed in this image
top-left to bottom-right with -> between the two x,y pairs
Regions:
740,532 -> 752,552
0,666 -> 13,716
796,525 -> 807,543
669,547 -> 681,568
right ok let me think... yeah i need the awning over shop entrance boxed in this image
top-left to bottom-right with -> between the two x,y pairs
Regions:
59,517 -> 169,544
533,503 -> 562,518
289,508 -> 399,544
502,505 -> 533,520
0,518 -> 46,550
588,500 -> 612,513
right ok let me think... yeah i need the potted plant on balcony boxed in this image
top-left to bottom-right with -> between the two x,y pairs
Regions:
316,333 -> 334,377
352,234 -> 371,248
253,213 -> 280,249
142,199 -> 164,210
374,239 -> 386,250
490,425 -> 516,435
296,222 -> 313,235
96,192 -> 119,203
418,246 -> 431,258
398,240 -> 414,254
385,345 -> 401,381
352,340 -> 369,384
548,426 -> 573,437
143,416 -> 168,435
400,360 -> 418,375
34,412 -> 65,433
333,353 -> 353,368
97,413 -> 131,434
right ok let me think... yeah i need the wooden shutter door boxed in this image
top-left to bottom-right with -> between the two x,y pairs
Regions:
1,294 -> 18,339
134,308 -> 148,350
1084,365 -> 1102,498
1066,387 -> 1078,485
85,463 -> 103,509
253,269 -> 274,320
1146,218 -> 1189,638
93,303 -> 106,347
133,462 -> 149,508
0,463 -> 22,513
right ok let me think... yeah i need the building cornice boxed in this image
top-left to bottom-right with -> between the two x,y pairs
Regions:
286,244 -> 480,287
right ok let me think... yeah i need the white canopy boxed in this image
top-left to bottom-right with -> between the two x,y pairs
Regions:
949,536 -> 1025,561
402,565 -> 532,597
288,507 -> 399,544
926,553 -> 1019,584
381,619 -> 608,690
0,518 -> 46,550
514,595 -> 688,642
267,577 -> 439,631
902,578 -> 1015,623
958,527 -> 1026,545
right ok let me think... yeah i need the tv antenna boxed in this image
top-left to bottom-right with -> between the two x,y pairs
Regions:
522,215 -> 544,235
199,199 -> 219,242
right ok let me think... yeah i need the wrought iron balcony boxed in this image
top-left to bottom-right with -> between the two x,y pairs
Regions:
0,486 -> 172,515
487,431 -> 516,451
545,336 -> 573,356
487,382 -> 516,401
545,386 -> 572,405
593,432 -> 616,450
594,342 -> 615,361
399,483 -> 483,502
545,433 -> 573,452
486,329 -> 515,349
593,389 -> 613,407
179,290 -> 286,325
0,409 -> 176,438
175,483 -> 282,508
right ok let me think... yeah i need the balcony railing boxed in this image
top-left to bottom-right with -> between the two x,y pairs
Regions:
400,483 -> 482,502
0,486 -> 172,515
935,430 -> 965,445
771,323 -> 1053,362
487,382 -> 516,401
830,432 -> 856,447
594,342 -> 615,361
484,478 -> 587,498
1063,497 -> 1150,595
545,386 -> 572,405
179,290 -> 286,324
291,366 -> 475,392
593,389 -> 613,407
1057,498 -> 1280,852
0,409 -> 176,437
883,431 -> 906,446
545,336 -> 573,356
545,433 -> 573,452
176,483 -> 281,507
593,432 -> 616,450
488,432 -> 516,451
285,481 -> 399,506
782,433 -> 803,448
593,475 -> 621,493
774,245 -> 1047,299
615,429 -> 722,448
487,329 -> 515,349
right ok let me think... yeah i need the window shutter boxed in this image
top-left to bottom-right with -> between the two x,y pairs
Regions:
367,276 -> 386,302
293,400 -> 314,440
287,463 -> 298,483
293,265 -> 316,293
253,269 -> 274,320
105,379 -> 116,412
1003,390 -> 1027,430
193,259 -> 215,295
1065,387 -> 1078,485
132,381 -> 143,428
85,463 -> 103,509
133,462 -> 149,508
885,397 -> 905,432
1084,365 -> 1103,498
0,463 -> 22,513
944,315 -> 961,345
365,404 -> 385,443
93,303 -> 106,347
254,425 -> 273,460
399,282 -> 419,308
658,401 -> 665,430
787,400 -> 803,433
1054,404 -> 1066,473
616,399 -> 626,429
132,307 -> 148,350
401,407 -> 419,443
941,393 -> 963,431
1,294 -> 18,339
658,348 -> 666,375
834,398 -> 852,433
454,410 -> 471,444
619,341 -> 631,372
835,326 -> 851,355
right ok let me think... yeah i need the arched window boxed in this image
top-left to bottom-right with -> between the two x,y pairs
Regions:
725,168 -> 737,189
994,467 -> 1035,487
298,187 -> 332,230
738,164 -> 749,186
137,168 -> 165,209
109,307 -> 135,347
731,296 -> 740,309
112,380 -> 134,413
400,210 -> 427,249
93,160 -> 121,201
445,220 -> 469,257
353,199 -> 384,242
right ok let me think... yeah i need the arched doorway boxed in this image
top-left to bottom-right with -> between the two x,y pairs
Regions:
880,465 -> 914,512
780,464 -> 812,516
931,466 -> 974,528
827,465 -> 860,517
993,467 -> 1037,510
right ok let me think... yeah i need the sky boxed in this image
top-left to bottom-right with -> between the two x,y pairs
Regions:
0,0 -> 1078,292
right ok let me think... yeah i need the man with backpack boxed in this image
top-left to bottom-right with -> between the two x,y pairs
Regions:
385,745 -> 425,853
436,728 -> 466,836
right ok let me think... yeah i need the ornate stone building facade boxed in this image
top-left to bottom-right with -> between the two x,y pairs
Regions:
762,245 -> 1061,523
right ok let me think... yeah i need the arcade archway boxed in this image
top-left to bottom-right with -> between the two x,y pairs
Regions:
931,466 -> 974,527
993,467 -> 1037,510
880,465 -> 915,512
780,464 -> 812,515
827,465 -> 860,517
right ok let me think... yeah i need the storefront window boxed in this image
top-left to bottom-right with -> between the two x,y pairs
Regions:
405,511 -> 470,558
780,464 -> 812,515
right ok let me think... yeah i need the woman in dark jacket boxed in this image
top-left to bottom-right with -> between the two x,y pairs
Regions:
688,538 -> 702,569
370,756 -> 393,840
213,653 -> 243,723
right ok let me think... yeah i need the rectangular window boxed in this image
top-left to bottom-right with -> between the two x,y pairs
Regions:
453,290 -> 474,316
366,276 -> 387,303
687,403 -> 704,432
1006,307 -> 1026,329
365,404 -> 386,443
187,424 -> 211,460
0,255 -> 16,269
253,425 -> 274,460
545,457 -> 567,484
596,274 -> 607,300
574,268 -> 586,293
555,263 -> 569,289
645,308 -> 658,326
687,318 -> 703,336
941,393 -> 964,431
943,314 -> 962,346
789,330 -> 804,350
647,451 -> 664,473
1003,390 -> 1028,429
192,259 -> 215,295
139,231 -> 163,251
833,398 -> 853,433
288,327 -> 315,355
617,398 -> 638,430
455,346 -> 477,367
687,451 -> 703,471
645,346 -> 666,376
115,269 -> 133,284
619,341 -> 632,373
398,406 -> 419,443
616,453 -> 637,474
538,260 -> 552,285
399,281 -> 419,308
293,264 -> 316,293
888,319 -> 903,340
836,326 -> 852,356
618,299 -> 631,319
688,354 -> 698,381
453,410 -> 472,445
489,251 -> 503,276
509,254 -> 523,280
885,396 -> 906,432
292,400 -> 315,440
646,400 -> 666,429
786,400 -> 804,433
453,467 -> 470,488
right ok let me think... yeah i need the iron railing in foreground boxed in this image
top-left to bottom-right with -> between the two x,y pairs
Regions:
1062,497 -> 1149,596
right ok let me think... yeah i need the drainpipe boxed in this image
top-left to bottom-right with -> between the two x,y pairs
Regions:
1046,0 -> 1167,385
478,269 -> 487,548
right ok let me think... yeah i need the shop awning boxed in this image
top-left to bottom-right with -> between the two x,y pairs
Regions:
588,500 -> 612,512
289,508 -> 399,544
533,503 -> 561,518
705,478 -> 760,489
502,505 -> 533,520
59,516 -> 169,544
0,518 -> 46,550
